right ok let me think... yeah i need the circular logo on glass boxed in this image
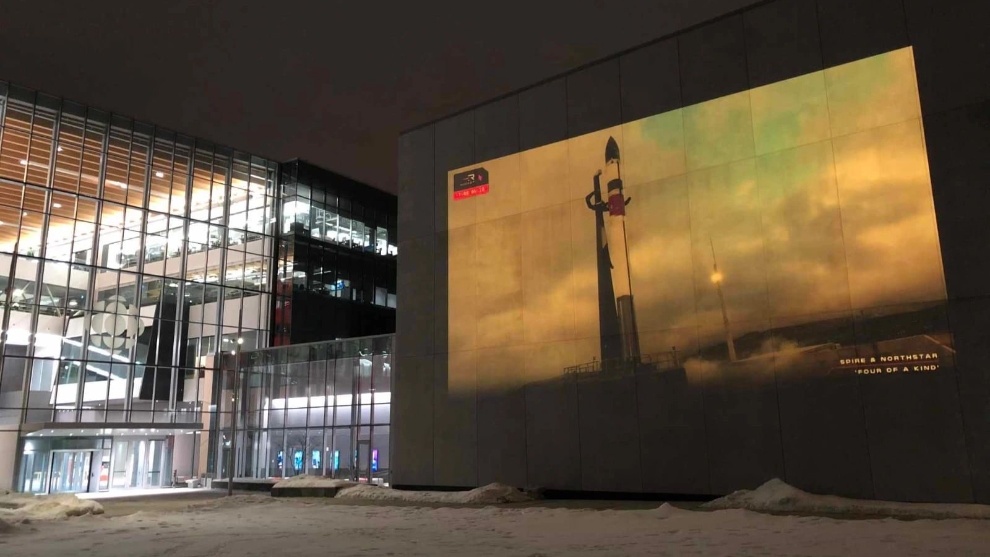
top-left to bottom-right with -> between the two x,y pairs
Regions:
90,295 -> 145,352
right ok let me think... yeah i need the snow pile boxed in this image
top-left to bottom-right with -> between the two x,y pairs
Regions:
0,490 -> 104,529
705,478 -> 990,519
273,476 -> 358,489
336,483 -> 536,505
653,502 -> 688,519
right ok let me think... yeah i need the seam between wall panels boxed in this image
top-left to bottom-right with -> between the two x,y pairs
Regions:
432,125 -> 438,487
672,28 -> 715,497
471,110 -> 480,488
518,92 -> 530,490
739,9 -> 789,489
617,55 -> 645,494
813,0 -> 877,500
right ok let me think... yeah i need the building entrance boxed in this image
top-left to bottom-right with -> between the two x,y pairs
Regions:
110,438 -> 169,489
48,450 -> 94,494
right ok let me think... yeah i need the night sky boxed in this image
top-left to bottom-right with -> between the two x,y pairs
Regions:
0,0 -> 755,193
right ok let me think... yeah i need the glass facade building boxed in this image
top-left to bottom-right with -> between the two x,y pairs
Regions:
215,335 -> 392,484
274,160 -> 397,344
0,81 -> 279,494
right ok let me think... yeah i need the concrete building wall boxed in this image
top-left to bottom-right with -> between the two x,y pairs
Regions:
0,430 -> 17,490
396,0 -> 990,502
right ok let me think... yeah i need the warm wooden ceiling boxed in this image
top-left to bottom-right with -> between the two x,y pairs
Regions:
0,98 -> 273,254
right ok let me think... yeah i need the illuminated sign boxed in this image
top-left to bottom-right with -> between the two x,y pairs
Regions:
371,449 -> 379,472
453,167 -> 489,200
332,450 -> 340,471
837,353 -> 942,375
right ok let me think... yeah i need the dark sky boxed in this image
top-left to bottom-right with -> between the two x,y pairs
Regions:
0,0 -> 756,194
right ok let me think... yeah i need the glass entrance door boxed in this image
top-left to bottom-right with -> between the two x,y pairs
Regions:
49,450 -> 93,494
146,439 -> 163,487
356,440 -> 370,483
109,438 -> 167,489
128,440 -> 147,488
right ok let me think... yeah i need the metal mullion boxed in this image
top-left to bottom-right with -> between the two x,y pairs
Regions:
77,110 -> 109,365
211,155 -> 232,364
7,164 -> 31,496
388,342 -> 394,482
304,349 -> 311,439
16,99 -> 35,184
0,94 -> 18,373
79,118 -> 109,424
23,205 -> 52,421
147,133 -> 171,421
98,122 -> 137,420
165,140 -> 196,421
351,352 -> 359,478
328,355 -> 338,477
43,102 -> 93,424
321,356 -> 329,476
0,83 -> 7,128
188,148 -> 218,419
0,88 -> 7,188
265,163 -> 280,347
207,150 -> 233,480
124,126 -> 156,422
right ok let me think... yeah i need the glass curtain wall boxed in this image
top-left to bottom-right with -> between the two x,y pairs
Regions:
216,334 -> 392,485
0,82 -> 278,430
272,162 -> 397,346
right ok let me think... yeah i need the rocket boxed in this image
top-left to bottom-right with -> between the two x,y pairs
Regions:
586,137 -> 641,365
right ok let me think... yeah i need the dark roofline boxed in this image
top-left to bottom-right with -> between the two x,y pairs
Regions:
281,158 -> 397,201
399,0 -> 777,135
0,79 -> 281,166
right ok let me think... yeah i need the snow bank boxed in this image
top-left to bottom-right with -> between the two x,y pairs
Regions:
653,502 -> 689,519
0,490 -> 103,530
336,483 -> 536,505
705,478 -> 990,519
273,476 -> 358,490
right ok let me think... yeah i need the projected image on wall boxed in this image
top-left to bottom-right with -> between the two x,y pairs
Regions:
446,46 -> 950,394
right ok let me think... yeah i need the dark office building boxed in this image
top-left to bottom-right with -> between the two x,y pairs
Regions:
274,160 -> 397,345
395,0 -> 990,503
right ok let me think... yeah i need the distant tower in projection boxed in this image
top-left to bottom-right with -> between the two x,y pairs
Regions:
585,136 -> 641,366
710,239 -> 737,362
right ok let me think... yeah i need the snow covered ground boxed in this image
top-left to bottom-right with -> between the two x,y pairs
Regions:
2,489 -> 989,556
706,478 -> 990,519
